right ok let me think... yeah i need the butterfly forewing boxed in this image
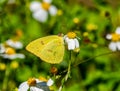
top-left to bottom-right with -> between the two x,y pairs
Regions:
26,35 -> 64,64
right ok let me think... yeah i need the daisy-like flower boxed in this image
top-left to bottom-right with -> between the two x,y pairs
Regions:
6,39 -> 23,49
73,18 -> 80,24
0,46 -> 25,59
30,0 -> 57,22
64,32 -> 80,51
18,77 -> 54,91
106,27 -> 120,51
0,39 -> 25,60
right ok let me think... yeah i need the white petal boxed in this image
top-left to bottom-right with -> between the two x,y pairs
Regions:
18,82 -> 29,91
108,42 -> 117,51
30,1 -> 42,12
33,10 -> 48,22
106,34 -> 112,40
1,54 -> 25,59
6,39 -> 13,46
74,39 -> 79,48
36,79 -> 42,83
0,44 -> 5,53
43,0 -> 52,3
64,36 -> 69,43
49,5 -> 57,16
115,27 -> 120,34
47,79 -> 54,86
6,39 -> 23,49
0,54 -> 16,59
30,87 -> 44,91
67,39 -> 76,50
14,42 -> 23,49
116,42 -> 120,50
16,54 -> 25,59
8,54 -> 17,59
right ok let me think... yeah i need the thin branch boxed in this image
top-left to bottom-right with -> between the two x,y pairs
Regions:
73,51 -> 119,67
58,51 -> 119,75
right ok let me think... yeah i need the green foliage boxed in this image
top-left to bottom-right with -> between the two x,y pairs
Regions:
0,0 -> 120,91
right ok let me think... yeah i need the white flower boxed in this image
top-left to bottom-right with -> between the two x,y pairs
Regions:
6,39 -> 23,49
18,79 -> 43,91
0,42 -> 25,60
30,0 -> 57,22
106,27 -> 120,51
18,78 -> 54,91
64,32 -> 80,50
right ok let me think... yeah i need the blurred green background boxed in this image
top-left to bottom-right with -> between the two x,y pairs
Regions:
0,0 -> 120,91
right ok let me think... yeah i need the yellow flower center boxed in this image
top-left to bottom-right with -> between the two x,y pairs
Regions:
0,63 -> 6,71
83,32 -> 89,37
10,61 -> 19,69
67,32 -> 77,39
39,76 -> 48,82
57,9 -> 63,16
112,33 -> 120,41
27,78 -> 36,86
73,18 -> 79,24
5,47 -> 16,55
42,2 -> 50,10
86,23 -> 97,31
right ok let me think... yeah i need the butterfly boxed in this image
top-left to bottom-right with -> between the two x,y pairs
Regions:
26,35 -> 64,64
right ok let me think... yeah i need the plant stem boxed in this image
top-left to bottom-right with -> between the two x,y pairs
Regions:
59,51 -> 72,91
65,57 -> 71,81
2,63 -> 11,91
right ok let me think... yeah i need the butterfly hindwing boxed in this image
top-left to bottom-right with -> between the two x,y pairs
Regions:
40,37 -> 64,64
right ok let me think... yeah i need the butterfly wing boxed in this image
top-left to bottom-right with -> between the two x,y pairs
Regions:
26,35 -> 64,64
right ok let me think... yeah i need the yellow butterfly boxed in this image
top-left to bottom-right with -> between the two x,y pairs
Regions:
26,35 -> 64,64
